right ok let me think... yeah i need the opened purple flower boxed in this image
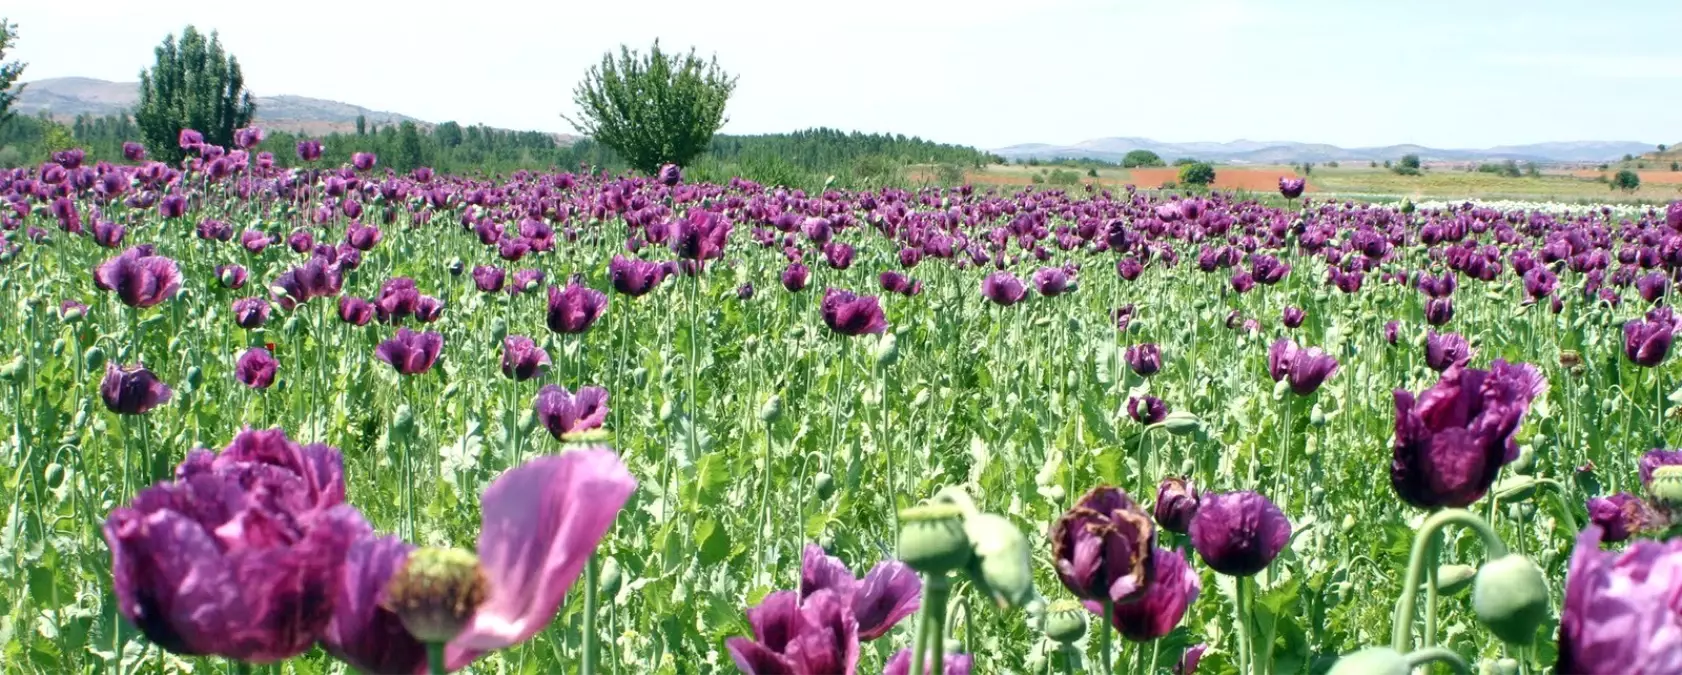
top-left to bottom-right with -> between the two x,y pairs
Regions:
472,266 -> 506,293
101,362 -> 172,415
93,219 -> 126,248
1555,526 -> 1682,673
236,347 -> 278,389
1624,306 -> 1676,367
374,328 -> 443,376
1278,176 -> 1306,199
1282,306 -> 1305,329
609,256 -> 664,297
104,427 -> 360,663
123,142 -> 147,161
1384,320 -> 1401,345
546,282 -> 608,334
1424,331 -> 1473,372
217,263 -> 248,290
879,271 -> 922,297
415,296 -> 444,323
1189,491 -> 1290,577
337,296 -> 373,326
375,277 -> 421,322
297,140 -> 323,162
1425,297 -> 1455,326
1391,360 -> 1545,509
821,288 -> 889,336
345,223 -> 381,251
500,336 -> 551,382
800,544 -> 921,641
1587,493 -> 1653,544
1154,477 -> 1199,535
824,242 -> 855,270
1128,396 -> 1168,425
351,152 -> 377,172
982,272 -> 1027,306
882,649 -> 973,675
232,297 -> 270,330
94,246 -> 182,309
1050,486 -> 1156,603
781,262 -> 810,292
727,590 -> 859,675
159,194 -> 187,218
1126,343 -> 1161,377
533,385 -> 609,439
1084,547 -> 1199,642
272,257 -> 344,310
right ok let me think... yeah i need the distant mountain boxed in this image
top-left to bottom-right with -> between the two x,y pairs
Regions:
12,77 -> 580,141
994,137 -> 1658,164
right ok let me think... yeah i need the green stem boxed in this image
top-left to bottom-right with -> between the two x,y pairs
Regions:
1235,575 -> 1253,675
582,554 -> 599,675
1391,509 -> 1510,653
912,574 -> 952,675
1100,597 -> 1114,675
426,642 -> 447,674
1424,535 -> 1439,650
1405,647 -> 1473,675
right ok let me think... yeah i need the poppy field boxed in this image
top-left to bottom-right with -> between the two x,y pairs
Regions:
5,137 -> 1682,675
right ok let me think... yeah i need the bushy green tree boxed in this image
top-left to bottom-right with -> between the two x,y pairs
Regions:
1612,168 -> 1641,192
1121,149 -> 1163,168
1399,154 -> 1421,170
565,40 -> 736,175
135,26 -> 254,163
0,19 -> 26,126
1178,162 -> 1215,186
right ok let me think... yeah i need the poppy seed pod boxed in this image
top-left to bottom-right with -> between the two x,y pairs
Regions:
1324,647 -> 1410,675
963,513 -> 1037,609
1435,564 -> 1477,596
897,503 -> 973,576
1042,599 -> 1087,644
380,547 -> 487,644
1472,554 -> 1550,645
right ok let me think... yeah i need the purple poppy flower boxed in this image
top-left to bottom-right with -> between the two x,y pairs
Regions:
533,385 -> 609,439
337,297 -> 373,326
217,264 -> 248,290
546,282 -> 608,334
737,283 -> 756,300
101,362 -> 172,415
297,140 -> 323,162
178,128 -> 205,150
824,242 -> 856,270
981,272 -> 1027,306
882,649 -> 973,675
1154,477 -> 1199,535
510,268 -> 544,294
1189,491 -> 1291,577
1250,254 -> 1290,285
1126,343 -> 1162,377
1640,450 -> 1682,491
232,297 -> 270,330
473,266 -> 506,293
1587,493 -> 1653,544
197,218 -> 233,242
1128,396 -> 1168,425
899,248 -> 922,269
671,210 -> 730,262
1268,339 -> 1339,395
657,163 -> 682,186
93,246 -> 182,309
92,219 -> 126,248
1113,305 -> 1136,332
1177,643 -> 1208,675
500,336 -> 551,382
1625,306 -> 1677,367
879,271 -> 922,297
1638,272 -> 1670,304
327,450 -> 636,672
241,229 -> 272,254
1417,270 -> 1458,298
233,126 -> 265,149
1033,266 -> 1073,296
1050,486 -> 1156,603
1116,257 -> 1144,281
727,589 -> 860,675
375,278 -> 421,323
781,262 -> 810,292
1083,547 -> 1200,642
374,328 -> 444,376
1282,306 -> 1305,329
609,256 -> 664,297
1229,271 -> 1256,294
236,348 -> 278,389
1521,267 -> 1557,303
1278,177 -> 1306,199
345,223 -> 381,251
351,152 -> 376,172
59,299 -> 89,322
104,428 -> 361,662
1391,360 -> 1545,509
821,288 -> 889,336
123,142 -> 147,162
1424,331 -> 1473,372
272,257 -> 344,310
1384,320 -> 1401,345
284,229 -> 312,254
1425,297 -> 1454,326
414,296 -> 444,323
1556,526 -> 1682,674
799,544 -> 921,641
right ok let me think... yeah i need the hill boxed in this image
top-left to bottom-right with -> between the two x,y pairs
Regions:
17,76 -> 430,136
994,137 -> 1659,165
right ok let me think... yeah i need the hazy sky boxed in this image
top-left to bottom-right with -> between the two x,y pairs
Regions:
8,0 -> 1679,149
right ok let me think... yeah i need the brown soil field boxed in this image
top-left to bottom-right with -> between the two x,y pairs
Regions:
1126,168 -> 1310,192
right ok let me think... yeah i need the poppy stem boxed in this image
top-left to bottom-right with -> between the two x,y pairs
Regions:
1233,576 -> 1252,675
1391,509 -> 1509,653
425,642 -> 446,675
1100,596 -> 1114,675
582,554 -> 599,675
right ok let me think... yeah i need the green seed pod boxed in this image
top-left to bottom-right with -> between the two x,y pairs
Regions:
1043,599 -> 1087,644
44,463 -> 64,489
1649,465 -> 1682,507
1310,404 -> 1327,427
442,382 -> 459,400
61,305 -> 85,323
1510,445 -> 1538,475
1435,564 -> 1477,596
1309,486 -> 1325,507
381,547 -> 487,644
1487,658 -> 1519,675
1159,411 -> 1202,436
1325,647 -> 1410,675
283,315 -> 302,335
1400,198 -> 1415,214
491,317 -> 508,342
0,355 -> 22,382
964,512 -> 1037,609
818,532 -> 837,554
897,503 -> 973,576
758,395 -> 782,423
631,367 -> 648,388
658,399 -> 674,424
517,410 -> 538,435
1340,514 -> 1357,533
872,333 -> 899,369
598,557 -> 623,597
140,312 -> 167,330
1472,554 -> 1550,645
184,366 -> 202,389
813,472 -> 836,501
447,257 -> 465,276
1043,485 -> 1066,504
51,337 -> 67,357
392,404 -> 416,439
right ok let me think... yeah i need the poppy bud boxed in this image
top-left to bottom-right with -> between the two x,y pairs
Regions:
0,355 -> 21,382
1650,465 -> 1682,508
599,557 -> 623,596
184,366 -> 202,389
1042,599 -> 1087,644
758,394 -> 782,423
382,547 -> 488,644
517,409 -> 538,436
441,382 -> 459,400
1160,411 -> 1202,436
1310,404 -> 1327,427
44,462 -> 64,489
1325,647 -> 1410,675
813,472 -> 836,501
1436,564 -> 1477,595
1487,658 -> 1519,675
52,337 -> 67,357
392,404 -> 415,438
873,333 -> 899,369
1510,446 -> 1538,475
447,258 -> 465,276
491,317 -> 508,342
283,315 -> 301,335
897,503 -> 973,575
1471,554 -> 1549,645
964,512 -> 1037,609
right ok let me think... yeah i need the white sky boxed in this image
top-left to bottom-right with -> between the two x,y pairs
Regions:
8,0 -> 1680,149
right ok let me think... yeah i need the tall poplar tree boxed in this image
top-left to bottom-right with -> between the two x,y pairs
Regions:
135,26 -> 255,163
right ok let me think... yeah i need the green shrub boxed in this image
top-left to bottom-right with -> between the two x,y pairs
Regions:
1178,162 -> 1215,186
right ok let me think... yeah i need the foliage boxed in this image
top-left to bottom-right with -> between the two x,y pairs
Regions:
1177,161 -> 1215,186
564,40 -> 737,174
135,26 -> 255,164
0,18 -> 25,126
1397,154 -> 1422,171
935,163 -> 966,185
1047,168 -> 1081,185
1171,157 -> 1198,167
1611,168 -> 1641,192
1122,149 -> 1164,168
